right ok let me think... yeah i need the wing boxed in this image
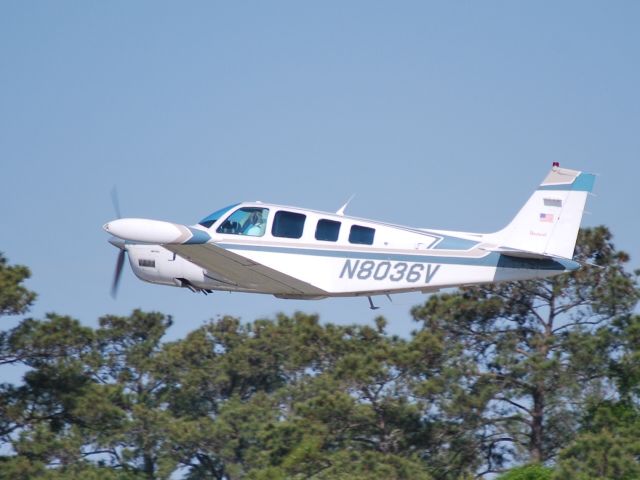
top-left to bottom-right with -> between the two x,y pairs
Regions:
165,243 -> 328,298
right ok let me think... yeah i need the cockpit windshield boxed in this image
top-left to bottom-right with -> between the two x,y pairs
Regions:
217,207 -> 269,237
198,203 -> 240,228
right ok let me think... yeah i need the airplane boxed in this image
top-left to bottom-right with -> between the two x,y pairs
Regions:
104,163 -> 595,308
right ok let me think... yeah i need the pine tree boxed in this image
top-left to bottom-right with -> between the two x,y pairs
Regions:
411,227 -> 639,472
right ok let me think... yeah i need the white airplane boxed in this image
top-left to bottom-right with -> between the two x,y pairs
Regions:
104,164 -> 595,308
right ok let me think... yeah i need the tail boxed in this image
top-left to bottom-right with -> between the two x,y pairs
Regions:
488,164 -> 596,259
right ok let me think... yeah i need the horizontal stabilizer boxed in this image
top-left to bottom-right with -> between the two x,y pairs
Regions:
480,245 -> 583,271
480,245 -> 554,260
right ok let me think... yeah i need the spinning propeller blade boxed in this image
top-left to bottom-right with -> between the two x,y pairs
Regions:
111,248 -> 126,298
111,187 -> 122,219
109,187 -> 126,298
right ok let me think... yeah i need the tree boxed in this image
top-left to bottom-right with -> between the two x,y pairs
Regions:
553,400 -> 640,480
82,310 -> 177,479
554,313 -> 640,479
0,253 -> 36,317
0,313 -> 96,466
0,252 -> 38,368
1,310 -> 176,479
495,464 -> 553,480
153,313 -> 440,479
411,227 -> 639,473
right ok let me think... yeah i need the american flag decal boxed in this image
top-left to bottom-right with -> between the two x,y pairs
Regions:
539,213 -> 554,223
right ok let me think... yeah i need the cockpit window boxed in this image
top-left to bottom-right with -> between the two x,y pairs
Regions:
198,203 -> 240,228
216,207 -> 269,236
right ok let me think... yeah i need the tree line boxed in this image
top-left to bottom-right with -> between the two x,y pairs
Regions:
0,226 -> 639,479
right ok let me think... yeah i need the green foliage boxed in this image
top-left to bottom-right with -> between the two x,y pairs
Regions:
554,370 -> 640,479
0,309 -> 445,479
248,450 -> 432,480
6,314 -> 94,366
551,307 -> 640,479
555,429 -> 640,480
496,464 -> 553,480
0,253 -> 36,317
0,455 -> 47,480
0,455 -> 146,480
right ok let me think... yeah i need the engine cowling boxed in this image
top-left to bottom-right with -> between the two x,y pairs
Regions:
126,244 -> 214,291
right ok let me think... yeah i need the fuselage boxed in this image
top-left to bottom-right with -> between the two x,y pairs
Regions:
120,201 -> 578,299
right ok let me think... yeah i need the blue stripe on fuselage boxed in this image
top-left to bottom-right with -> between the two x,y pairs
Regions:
185,228 -> 212,244
216,243 -> 578,271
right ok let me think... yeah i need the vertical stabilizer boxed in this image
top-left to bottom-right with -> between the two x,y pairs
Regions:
490,165 -> 595,259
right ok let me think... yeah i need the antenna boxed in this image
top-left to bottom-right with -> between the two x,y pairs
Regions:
336,194 -> 356,216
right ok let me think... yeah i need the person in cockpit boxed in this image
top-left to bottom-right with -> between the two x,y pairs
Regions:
243,209 -> 267,236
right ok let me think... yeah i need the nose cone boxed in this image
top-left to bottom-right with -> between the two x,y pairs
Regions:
103,218 -> 140,238
104,220 -> 131,238
103,218 -> 180,243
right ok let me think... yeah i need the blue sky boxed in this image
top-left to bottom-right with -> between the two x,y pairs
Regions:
1,1 -> 638,342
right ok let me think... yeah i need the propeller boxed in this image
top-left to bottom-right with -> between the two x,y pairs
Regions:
111,242 -> 127,298
111,186 -> 122,219
109,188 -> 126,298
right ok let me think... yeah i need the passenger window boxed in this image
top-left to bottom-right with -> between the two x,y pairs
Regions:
216,207 -> 269,236
315,219 -> 341,241
349,225 -> 375,245
272,211 -> 306,239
